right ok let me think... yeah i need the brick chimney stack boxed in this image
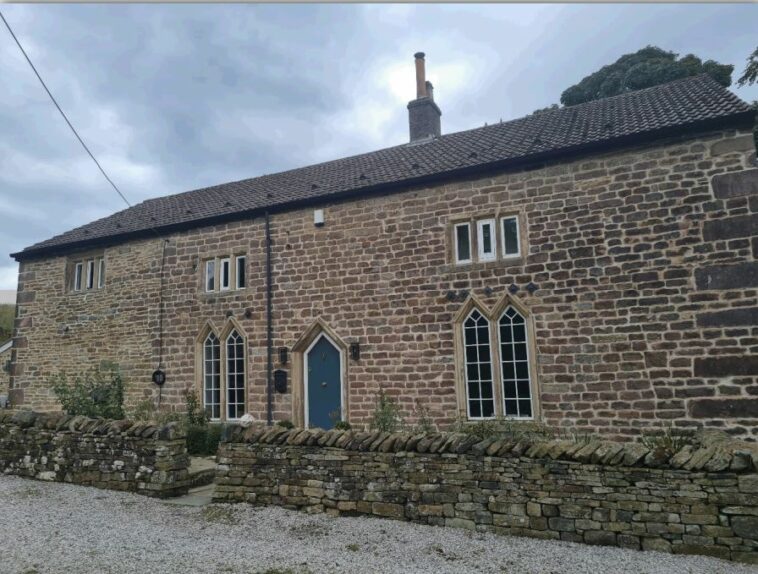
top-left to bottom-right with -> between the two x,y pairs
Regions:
407,52 -> 441,142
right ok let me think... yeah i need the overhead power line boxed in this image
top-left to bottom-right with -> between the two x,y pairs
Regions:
0,9 -> 133,209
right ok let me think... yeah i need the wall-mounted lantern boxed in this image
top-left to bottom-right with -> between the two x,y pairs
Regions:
152,369 -> 166,386
279,347 -> 288,365
349,342 -> 360,361
274,369 -> 287,393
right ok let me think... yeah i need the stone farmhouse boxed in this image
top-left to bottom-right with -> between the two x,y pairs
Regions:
7,54 -> 758,440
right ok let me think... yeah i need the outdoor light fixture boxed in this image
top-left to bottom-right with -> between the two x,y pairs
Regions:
274,369 -> 287,394
349,342 -> 360,361
279,347 -> 288,365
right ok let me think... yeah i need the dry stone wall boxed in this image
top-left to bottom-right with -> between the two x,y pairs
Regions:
215,426 -> 758,564
9,127 -> 758,439
0,410 -> 189,497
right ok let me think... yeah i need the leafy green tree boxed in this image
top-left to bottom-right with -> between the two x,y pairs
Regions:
737,46 -> 758,88
736,46 -> 758,152
560,46 -> 733,106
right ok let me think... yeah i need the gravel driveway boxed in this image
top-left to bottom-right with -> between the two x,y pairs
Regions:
2,475 -> 756,574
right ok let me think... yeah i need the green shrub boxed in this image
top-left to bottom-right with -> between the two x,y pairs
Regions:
184,388 -> 207,426
334,420 -> 352,431
411,399 -> 435,434
276,419 -> 294,429
370,388 -> 404,433
52,367 -> 124,419
641,425 -> 692,457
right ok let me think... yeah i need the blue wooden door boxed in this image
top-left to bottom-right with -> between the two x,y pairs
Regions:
307,336 -> 342,429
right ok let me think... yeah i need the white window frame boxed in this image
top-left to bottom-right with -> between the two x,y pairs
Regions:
73,262 -> 83,292
225,330 -> 246,421
97,258 -> 105,288
220,258 -> 231,291
454,222 -> 472,265
462,309 -> 496,420
235,256 -> 246,290
85,260 -> 95,290
205,260 -> 216,292
497,306 -> 534,419
500,215 -> 521,258
203,332 -> 221,421
477,219 -> 497,262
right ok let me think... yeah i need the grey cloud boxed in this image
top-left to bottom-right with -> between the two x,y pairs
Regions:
0,4 -> 756,290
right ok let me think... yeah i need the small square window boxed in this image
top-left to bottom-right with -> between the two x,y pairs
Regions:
454,223 -> 472,264
205,260 -> 216,292
74,262 -> 83,291
97,258 -> 105,288
477,219 -> 496,262
236,256 -> 246,289
501,216 -> 520,257
220,258 -> 231,291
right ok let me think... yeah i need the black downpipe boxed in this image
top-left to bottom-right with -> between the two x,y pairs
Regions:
265,212 -> 273,426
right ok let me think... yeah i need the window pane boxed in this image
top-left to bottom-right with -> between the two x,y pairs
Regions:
236,256 -> 246,289
499,306 -> 533,418
206,261 -> 215,292
203,333 -> 221,420
478,219 -> 496,261
502,217 -> 519,256
97,259 -> 105,288
74,263 -> 83,291
86,260 -> 95,289
462,309 -> 495,419
455,224 -> 471,262
503,380 -> 517,399
220,259 -> 230,290
226,330 -> 245,420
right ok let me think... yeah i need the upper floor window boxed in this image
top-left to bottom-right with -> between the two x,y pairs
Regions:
204,254 -> 246,293
477,219 -> 496,262
205,260 -> 216,292
501,216 -> 520,257
70,254 -> 105,292
220,258 -> 231,291
454,223 -> 472,264
453,214 -> 523,265
236,256 -> 247,289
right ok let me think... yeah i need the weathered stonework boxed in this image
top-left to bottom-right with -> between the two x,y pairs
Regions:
214,427 -> 758,564
0,410 -> 189,497
0,343 -> 10,398
8,127 -> 758,439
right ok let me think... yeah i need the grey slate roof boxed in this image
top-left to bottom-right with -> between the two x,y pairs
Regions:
14,74 -> 754,260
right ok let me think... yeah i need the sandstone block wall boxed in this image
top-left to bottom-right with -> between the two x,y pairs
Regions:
214,427 -> 758,564
0,410 -> 190,497
9,128 -> 758,439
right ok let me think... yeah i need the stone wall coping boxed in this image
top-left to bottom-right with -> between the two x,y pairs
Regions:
0,410 -> 184,441
222,425 -> 758,474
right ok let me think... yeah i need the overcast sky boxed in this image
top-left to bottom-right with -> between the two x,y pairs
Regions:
1,4 -> 756,291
